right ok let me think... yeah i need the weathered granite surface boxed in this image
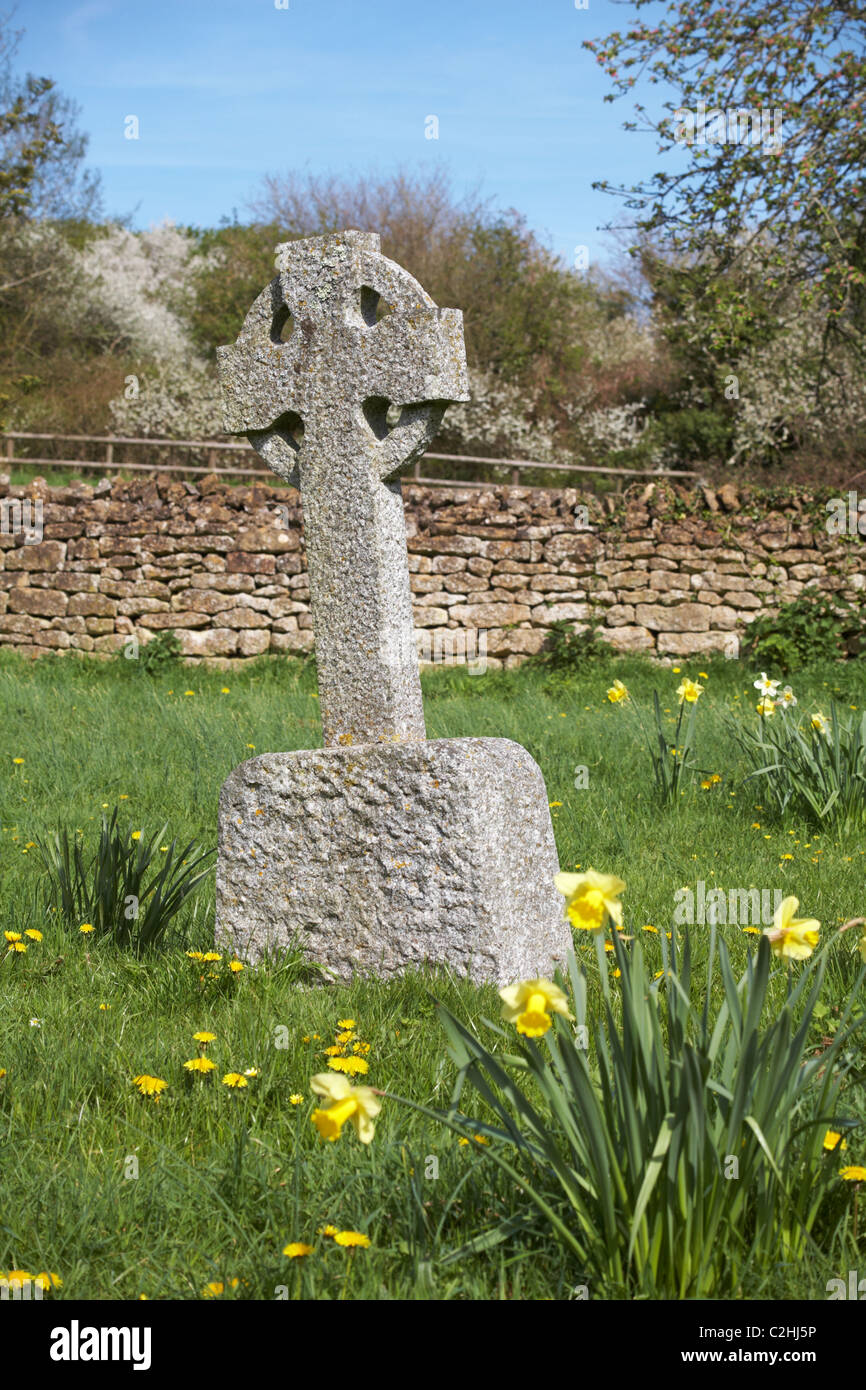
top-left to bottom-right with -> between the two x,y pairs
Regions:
215,737 -> 570,983
217,229 -> 469,746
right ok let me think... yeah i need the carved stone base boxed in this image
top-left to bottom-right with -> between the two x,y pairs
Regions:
215,737 -> 570,984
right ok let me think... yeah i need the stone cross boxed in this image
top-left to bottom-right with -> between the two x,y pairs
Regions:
217,230 -> 469,746
215,231 -> 571,987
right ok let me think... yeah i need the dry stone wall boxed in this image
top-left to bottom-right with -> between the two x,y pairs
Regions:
0,475 -> 863,665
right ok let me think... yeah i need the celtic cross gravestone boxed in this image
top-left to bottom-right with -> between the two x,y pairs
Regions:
214,231 -> 570,982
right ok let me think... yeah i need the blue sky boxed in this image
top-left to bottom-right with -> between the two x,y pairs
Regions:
16,0 -> 674,268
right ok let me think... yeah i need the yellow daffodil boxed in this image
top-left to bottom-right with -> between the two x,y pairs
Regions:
499,978 -> 574,1038
606,679 -> 628,704
555,868 -> 625,932
763,896 -> 820,961
823,1131 -> 847,1152
811,712 -> 830,736
779,686 -> 797,708
757,698 -> 776,717
676,676 -> 704,704
310,1072 -> 381,1144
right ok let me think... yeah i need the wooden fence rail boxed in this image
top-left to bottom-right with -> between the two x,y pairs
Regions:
1,431 -> 701,490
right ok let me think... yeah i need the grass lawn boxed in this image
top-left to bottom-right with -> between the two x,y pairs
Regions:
0,649 -> 864,1301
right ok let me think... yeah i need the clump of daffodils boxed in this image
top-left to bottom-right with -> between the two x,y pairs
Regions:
499,979 -> 573,1038
555,868 -> 624,932
763,896 -> 820,961
310,1072 -> 381,1144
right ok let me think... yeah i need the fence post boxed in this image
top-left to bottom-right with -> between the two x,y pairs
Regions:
105,438 -> 114,466
511,466 -> 520,486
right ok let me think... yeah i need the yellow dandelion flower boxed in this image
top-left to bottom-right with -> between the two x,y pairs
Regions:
327,1056 -> 369,1076
24,929 -> 42,941
823,1131 -> 847,1152
193,1031 -> 216,1044
337,1019 -> 356,1029
289,1093 -> 304,1105
222,1073 -> 248,1088
318,1225 -> 339,1237
79,923 -> 94,934
333,1231 -> 371,1248
4,931 -> 22,942
184,1057 -> 216,1073
202,952 -> 222,962
133,1074 -> 167,1098
840,1166 -> 866,1182
187,950 -> 204,960
202,1278 -> 239,1298
229,959 -> 244,973
283,1242 -> 313,1258
323,1045 -> 344,1056
131,831 -> 142,841
33,1272 -> 62,1291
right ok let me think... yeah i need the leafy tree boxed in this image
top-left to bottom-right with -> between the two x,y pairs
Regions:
0,14 -> 101,223
588,2 -> 866,394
